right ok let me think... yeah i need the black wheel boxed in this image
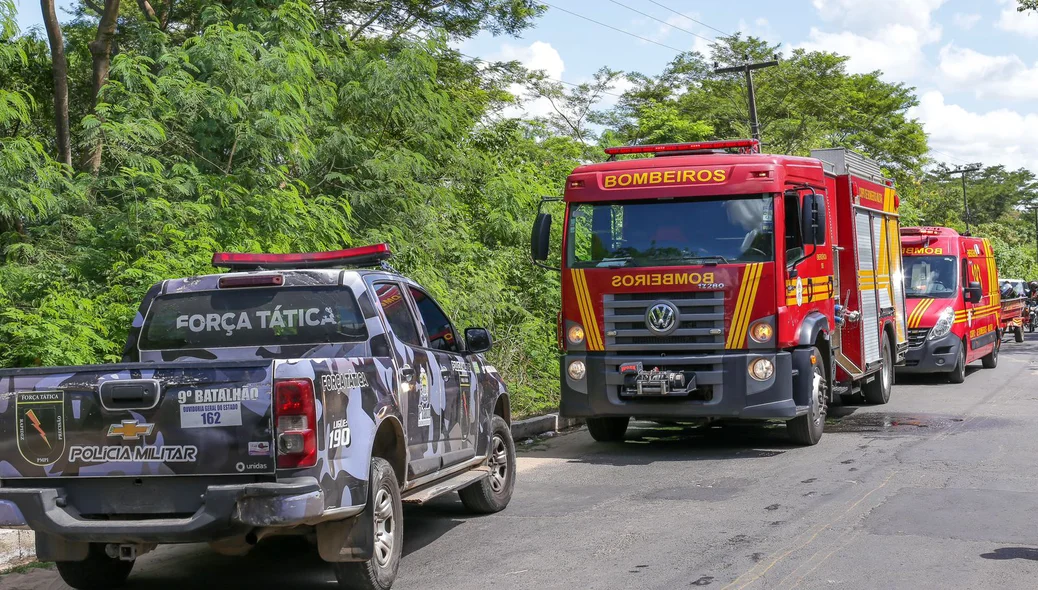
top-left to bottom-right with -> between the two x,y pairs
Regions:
1029,318 -> 1035,333
982,337 -> 999,369
333,457 -> 402,590
56,543 -> 134,590
948,342 -> 966,384
1015,326 -> 1024,342
787,346 -> 828,446
586,416 -> 629,442
863,337 -> 892,404
459,415 -> 515,514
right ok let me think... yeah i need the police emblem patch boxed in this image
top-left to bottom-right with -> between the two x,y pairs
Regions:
16,391 -> 65,467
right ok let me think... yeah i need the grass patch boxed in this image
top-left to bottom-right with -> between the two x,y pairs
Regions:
2,561 -> 54,576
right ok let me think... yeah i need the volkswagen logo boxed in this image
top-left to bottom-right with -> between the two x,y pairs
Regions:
645,301 -> 679,335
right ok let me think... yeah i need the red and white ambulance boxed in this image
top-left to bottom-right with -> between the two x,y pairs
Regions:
898,227 -> 1000,382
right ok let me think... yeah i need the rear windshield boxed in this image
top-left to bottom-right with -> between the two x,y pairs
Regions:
140,286 -> 367,350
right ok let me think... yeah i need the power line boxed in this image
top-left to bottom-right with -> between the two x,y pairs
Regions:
452,49 -> 626,99
606,0 -> 715,44
540,2 -> 688,53
646,0 -> 732,37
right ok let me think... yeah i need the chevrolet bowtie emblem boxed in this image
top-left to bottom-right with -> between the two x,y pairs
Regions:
107,420 -> 154,441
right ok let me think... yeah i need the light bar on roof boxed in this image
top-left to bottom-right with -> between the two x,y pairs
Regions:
212,243 -> 392,270
604,139 -> 760,156
900,227 -> 941,236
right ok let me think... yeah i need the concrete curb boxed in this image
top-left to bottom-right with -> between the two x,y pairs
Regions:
510,413 -> 583,440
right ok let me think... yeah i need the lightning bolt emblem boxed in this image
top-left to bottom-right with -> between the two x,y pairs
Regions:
25,409 -> 51,449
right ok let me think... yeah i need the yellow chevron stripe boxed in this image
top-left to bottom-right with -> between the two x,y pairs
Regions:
579,270 -> 604,351
734,264 -> 763,348
571,270 -> 602,351
726,268 -> 753,349
727,264 -> 761,349
909,298 -> 934,328
569,269 -> 591,348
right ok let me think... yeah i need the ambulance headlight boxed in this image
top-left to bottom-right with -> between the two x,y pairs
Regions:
928,307 -> 956,340
567,325 -> 586,345
567,360 -> 587,381
748,357 -> 774,381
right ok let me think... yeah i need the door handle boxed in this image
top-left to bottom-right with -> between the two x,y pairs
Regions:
400,365 -> 415,382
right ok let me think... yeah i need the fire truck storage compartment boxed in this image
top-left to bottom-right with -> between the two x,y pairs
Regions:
812,148 -> 908,379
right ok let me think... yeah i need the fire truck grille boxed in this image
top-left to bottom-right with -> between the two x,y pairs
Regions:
603,291 -> 725,353
908,328 -> 928,348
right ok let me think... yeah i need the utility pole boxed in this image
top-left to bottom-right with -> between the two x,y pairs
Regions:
947,165 -> 981,236
714,55 -> 779,142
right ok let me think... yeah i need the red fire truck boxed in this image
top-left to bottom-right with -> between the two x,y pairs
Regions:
531,140 -> 908,445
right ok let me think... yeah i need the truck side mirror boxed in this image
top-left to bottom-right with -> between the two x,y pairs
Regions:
465,327 -> 493,354
801,193 -> 827,245
967,281 -> 983,303
531,213 -> 552,261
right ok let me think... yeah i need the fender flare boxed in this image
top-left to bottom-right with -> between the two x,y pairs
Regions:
797,312 -> 831,347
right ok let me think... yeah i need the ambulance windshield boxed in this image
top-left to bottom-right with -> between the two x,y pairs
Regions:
566,195 -> 774,268
903,255 -> 958,298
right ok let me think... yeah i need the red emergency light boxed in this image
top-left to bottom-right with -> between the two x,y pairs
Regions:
900,227 -> 942,236
604,139 -> 761,156
212,243 -> 392,270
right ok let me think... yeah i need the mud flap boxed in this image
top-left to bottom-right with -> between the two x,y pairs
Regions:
316,510 -> 372,563
35,532 -> 89,562
791,348 -> 817,409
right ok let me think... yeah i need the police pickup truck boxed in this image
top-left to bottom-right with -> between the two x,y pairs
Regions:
0,244 -> 515,590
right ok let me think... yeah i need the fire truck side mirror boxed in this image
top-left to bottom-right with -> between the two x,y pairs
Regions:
966,281 -> 983,303
801,193 -> 827,245
532,213 -> 553,261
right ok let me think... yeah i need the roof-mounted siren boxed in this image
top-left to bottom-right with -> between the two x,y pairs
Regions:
212,243 -> 392,271
604,139 -> 760,160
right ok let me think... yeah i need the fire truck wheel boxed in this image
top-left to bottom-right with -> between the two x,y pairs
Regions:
1015,326 -> 1025,343
863,338 -> 892,404
787,346 -> 827,446
948,344 -> 966,384
982,338 -> 999,369
586,417 -> 630,442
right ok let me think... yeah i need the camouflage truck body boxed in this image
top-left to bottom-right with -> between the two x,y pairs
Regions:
0,266 -> 510,569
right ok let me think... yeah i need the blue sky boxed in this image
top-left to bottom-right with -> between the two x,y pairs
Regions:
15,0 -> 1038,172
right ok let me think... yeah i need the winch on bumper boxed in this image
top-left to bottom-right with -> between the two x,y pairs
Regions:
560,350 -> 819,420
0,477 -> 360,555
898,329 -> 961,373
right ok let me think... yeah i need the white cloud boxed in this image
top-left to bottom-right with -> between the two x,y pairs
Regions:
911,90 -> 1038,171
800,0 -> 945,81
486,41 -> 566,118
996,0 -> 1038,37
937,44 -> 1038,100
952,12 -> 981,30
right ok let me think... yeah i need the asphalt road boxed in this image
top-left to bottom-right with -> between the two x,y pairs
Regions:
6,336 -> 1038,589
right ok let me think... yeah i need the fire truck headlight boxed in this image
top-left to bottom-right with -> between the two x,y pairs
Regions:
749,321 -> 774,343
567,325 -> 586,345
748,357 -> 774,381
567,360 -> 587,380
928,307 -> 956,340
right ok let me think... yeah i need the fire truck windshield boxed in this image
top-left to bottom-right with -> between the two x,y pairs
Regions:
904,255 -> 958,298
566,195 -> 774,268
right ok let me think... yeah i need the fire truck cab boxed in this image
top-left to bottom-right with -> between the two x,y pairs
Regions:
897,227 -> 1000,382
532,140 -> 908,445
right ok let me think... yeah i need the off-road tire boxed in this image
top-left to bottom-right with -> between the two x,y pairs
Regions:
586,416 -> 630,442
333,457 -> 402,590
982,337 -> 999,369
1015,326 -> 1025,343
55,543 -> 134,590
948,343 -> 967,384
863,337 -> 892,404
787,346 -> 828,446
459,415 -> 516,514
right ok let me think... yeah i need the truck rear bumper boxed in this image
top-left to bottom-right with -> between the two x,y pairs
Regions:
897,331 -> 961,374
0,477 -> 359,544
560,350 -> 805,420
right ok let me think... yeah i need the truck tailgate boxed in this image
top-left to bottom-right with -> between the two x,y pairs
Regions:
0,361 -> 274,478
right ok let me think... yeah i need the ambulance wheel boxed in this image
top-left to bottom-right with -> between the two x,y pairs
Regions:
948,344 -> 966,384
1015,326 -> 1024,343
333,457 -> 401,590
982,338 -> 999,369
863,338 -> 892,405
787,346 -> 827,446
55,543 -> 134,590
459,416 -> 515,514
586,417 -> 629,442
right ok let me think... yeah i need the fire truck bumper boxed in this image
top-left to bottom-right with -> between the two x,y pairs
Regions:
897,331 -> 962,374
560,351 -> 804,420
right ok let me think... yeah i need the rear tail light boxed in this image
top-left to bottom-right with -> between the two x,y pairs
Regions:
274,379 -> 317,468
